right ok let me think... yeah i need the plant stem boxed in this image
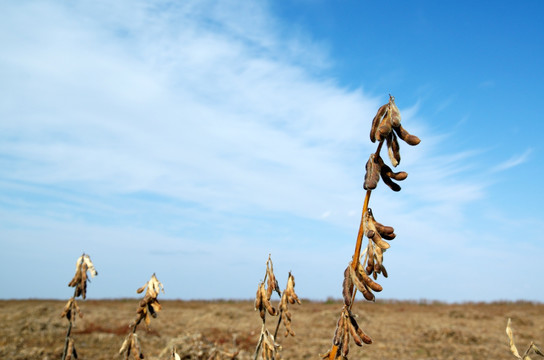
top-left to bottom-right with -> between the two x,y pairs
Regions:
327,140 -> 383,360
351,189 -> 372,273
61,321 -> 73,360
61,290 -> 77,360
273,308 -> 282,340
253,322 -> 266,360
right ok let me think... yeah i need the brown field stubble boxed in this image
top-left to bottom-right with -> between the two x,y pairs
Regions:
1,299 -> 543,359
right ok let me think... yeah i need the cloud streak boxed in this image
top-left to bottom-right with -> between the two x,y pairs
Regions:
491,148 -> 532,172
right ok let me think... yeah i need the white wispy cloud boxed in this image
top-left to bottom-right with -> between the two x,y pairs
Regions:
491,148 -> 532,172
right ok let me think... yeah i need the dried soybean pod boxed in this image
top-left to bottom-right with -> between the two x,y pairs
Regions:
342,266 -> 353,307
370,103 -> 388,143
348,317 -> 363,346
376,110 -> 393,142
365,212 -> 390,249
374,221 -> 395,238
349,264 -> 368,294
386,169 -> 408,181
363,154 -> 381,190
386,132 -> 401,167
264,298 -> 277,316
358,263 -> 383,292
381,264 -> 389,278
341,313 -> 350,357
333,314 -> 345,346
349,265 -> 375,301
366,242 -> 375,274
254,284 -> 263,311
369,230 -> 390,249
389,96 -> 401,127
348,311 -> 372,345
357,327 -> 373,345
347,314 -> 364,347
393,124 -> 421,146
380,165 -> 401,192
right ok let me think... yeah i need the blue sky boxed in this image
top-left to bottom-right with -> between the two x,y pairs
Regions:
1,0 -> 543,302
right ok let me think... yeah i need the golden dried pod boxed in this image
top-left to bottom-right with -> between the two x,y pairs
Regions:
265,299 -> 277,316
254,284 -> 263,311
393,124 -> 420,146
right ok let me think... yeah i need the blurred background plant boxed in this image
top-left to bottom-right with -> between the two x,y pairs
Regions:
254,255 -> 300,360
61,253 -> 98,360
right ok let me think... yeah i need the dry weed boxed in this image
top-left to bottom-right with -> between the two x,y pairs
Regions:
506,318 -> 544,360
253,255 -> 301,360
323,95 -> 420,359
61,253 -> 98,360
119,273 -> 164,359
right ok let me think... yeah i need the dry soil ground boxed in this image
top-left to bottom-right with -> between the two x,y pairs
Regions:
0,299 -> 542,359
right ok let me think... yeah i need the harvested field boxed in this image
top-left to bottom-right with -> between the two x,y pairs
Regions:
1,299 -> 542,359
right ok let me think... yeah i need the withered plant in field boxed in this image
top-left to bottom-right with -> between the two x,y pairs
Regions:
322,95 -> 420,359
61,253 -> 98,360
254,255 -> 301,360
506,318 -> 544,360
119,273 -> 164,359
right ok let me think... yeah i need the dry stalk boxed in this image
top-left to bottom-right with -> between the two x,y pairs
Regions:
119,273 -> 164,359
253,255 -> 301,360
61,253 -> 98,360
322,95 -> 420,359
506,318 -> 544,360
